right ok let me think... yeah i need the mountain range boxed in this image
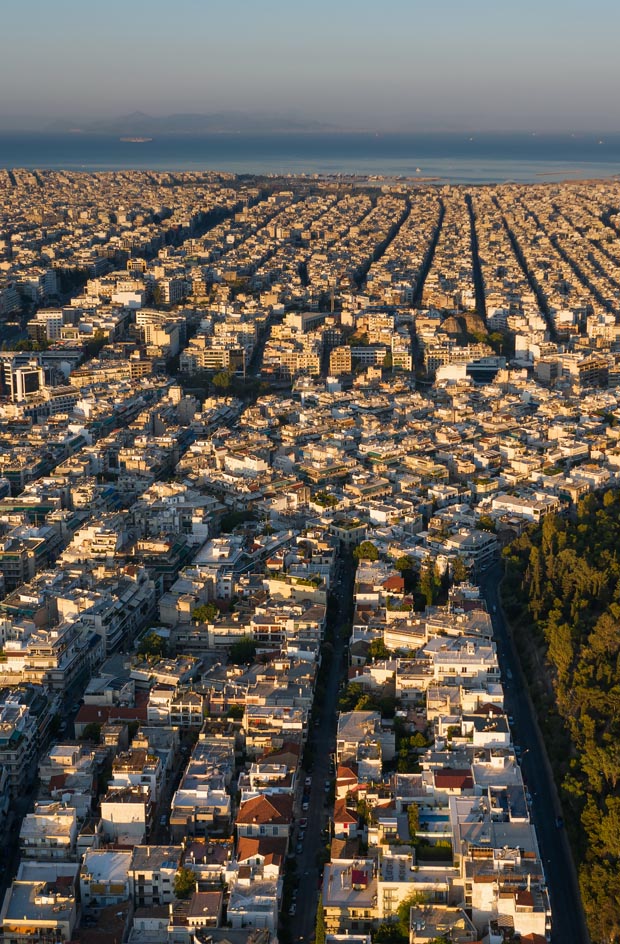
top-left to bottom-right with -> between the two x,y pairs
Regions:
45,111 -> 336,135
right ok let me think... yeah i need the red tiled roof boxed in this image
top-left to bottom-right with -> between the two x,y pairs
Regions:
236,793 -> 293,825
434,767 -> 474,790
333,798 -> 358,824
76,704 -> 148,725
382,575 -> 405,592
236,835 -> 287,864
337,763 -> 358,781
49,774 -> 67,792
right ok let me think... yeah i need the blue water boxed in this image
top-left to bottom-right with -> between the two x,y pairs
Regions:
418,812 -> 450,823
1,132 -> 620,183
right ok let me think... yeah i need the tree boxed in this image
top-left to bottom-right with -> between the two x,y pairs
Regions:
373,924 -> 408,944
84,329 -> 107,358
81,722 -> 101,743
220,510 -> 255,533
137,630 -> 167,658
419,561 -> 440,607
192,602 -> 219,623
451,556 -> 468,584
229,635 -> 257,665
394,555 -> 414,574
15,338 -> 48,351
212,369 -> 233,391
407,803 -> 419,838
174,867 -> 196,900
315,893 -> 326,944
410,731 -> 428,749
368,638 -> 389,661
397,892 -> 427,936
227,704 -> 245,720
354,541 -> 379,563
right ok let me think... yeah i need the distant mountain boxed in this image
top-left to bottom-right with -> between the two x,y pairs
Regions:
45,111 -> 336,135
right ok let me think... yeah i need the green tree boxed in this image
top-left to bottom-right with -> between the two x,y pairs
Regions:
451,556 -> 468,584
397,892 -> 426,936
227,703 -> 245,720
368,638 -> 389,661
212,369 -> 233,391
407,803 -> 419,838
15,338 -> 48,351
137,630 -> 167,658
354,541 -> 379,562
220,510 -> 255,533
373,924 -> 408,944
315,893 -> 326,944
394,555 -> 414,573
229,635 -> 257,665
81,722 -> 101,743
174,867 -> 196,900
84,329 -> 107,358
419,561 -> 440,607
192,602 -> 219,623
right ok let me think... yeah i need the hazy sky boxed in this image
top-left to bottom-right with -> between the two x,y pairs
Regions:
2,0 -> 619,132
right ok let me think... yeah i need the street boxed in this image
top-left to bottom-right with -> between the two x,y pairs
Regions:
285,553 -> 354,942
481,564 -> 590,944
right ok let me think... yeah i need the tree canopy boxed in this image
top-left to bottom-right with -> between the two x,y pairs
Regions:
354,540 -> 379,562
192,602 -> 219,623
229,635 -> 257,665
173,867 -> 196,900
137,630 -> 167,658
502,489 -> 620,942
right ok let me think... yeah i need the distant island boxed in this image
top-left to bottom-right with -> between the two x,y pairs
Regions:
46,110 -> 335,136
119,136 -> 153,143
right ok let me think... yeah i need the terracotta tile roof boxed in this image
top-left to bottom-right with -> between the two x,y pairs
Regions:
382,575 -> 405,592
336,763 -> 359,781
236,793 -> 293,825
236,835 -> 287,865
434,767 -> 474,790
76,704 -> 148,725
333,798 -> 358,824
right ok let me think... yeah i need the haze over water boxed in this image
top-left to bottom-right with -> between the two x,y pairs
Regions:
3,132 -> 620,183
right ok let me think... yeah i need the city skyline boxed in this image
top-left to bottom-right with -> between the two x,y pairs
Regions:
2,0 -> 620,133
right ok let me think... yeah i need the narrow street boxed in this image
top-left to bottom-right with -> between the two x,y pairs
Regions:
285,552 -> 355,943
481,565 -> 590,944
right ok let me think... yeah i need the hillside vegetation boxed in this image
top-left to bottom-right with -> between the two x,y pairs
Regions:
502,489 -> 620,944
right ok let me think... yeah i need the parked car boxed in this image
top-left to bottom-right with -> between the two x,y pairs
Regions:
299,817 -> 308,828
302,801 -> 309,812
288,903 -> 297,916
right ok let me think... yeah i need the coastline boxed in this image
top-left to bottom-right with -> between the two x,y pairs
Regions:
2,131 -> 620,183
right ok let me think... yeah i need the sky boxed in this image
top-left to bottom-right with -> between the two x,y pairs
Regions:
1,0 -> 619,133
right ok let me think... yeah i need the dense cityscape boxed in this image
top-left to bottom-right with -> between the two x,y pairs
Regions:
2,168 -> 620,944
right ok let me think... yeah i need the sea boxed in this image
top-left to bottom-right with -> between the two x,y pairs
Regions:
2,131 -> 620,184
